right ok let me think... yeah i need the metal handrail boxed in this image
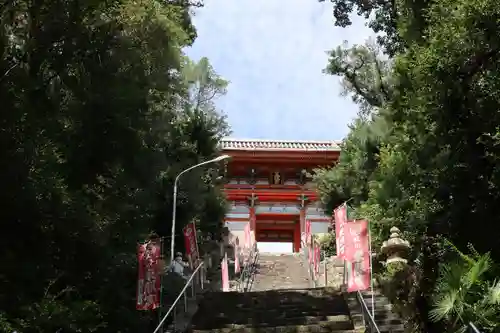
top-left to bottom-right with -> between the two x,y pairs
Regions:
301,240 -> 317,287
152,262 -> 204,333
469,322 -> 481,333
356,290 -> 381,333
245,245 -> 259,291
244,250 -> 259,291
237,245 -> 254,289
236,243 -> 259,292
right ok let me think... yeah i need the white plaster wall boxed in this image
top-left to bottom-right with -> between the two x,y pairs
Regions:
311,222 -> 330,234
257,242 -> 293,253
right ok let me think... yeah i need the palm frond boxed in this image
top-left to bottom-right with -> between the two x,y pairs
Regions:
485,280 -> 500,305
434,261 -> 467,295
444,239 -> 474,265
430,290 -> 460,322
474,304 -> 497,322
464,253 -> 491,289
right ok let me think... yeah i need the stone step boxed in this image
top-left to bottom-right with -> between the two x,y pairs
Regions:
197,304 -> 350,317
202,307 -> 350,318
192,319 -> 354,333
202,288 -> 341,299
201,296 -> 344,305
361,297 -> 391,305
360,304 -> 401,319
200,298 -> 348,310
365,310 -> 400,321
365,315 -> 403,325
203,302 -> 345,310
377,324 -> 405,333
360,303 -> 395,314
354,291 -> 405,333
359,301 -> 395,313
359,296 -> 391,304
192,314 -> 352,329
200,292 -> 344,305
359,290 -> 384,297
194,309 -> 350,323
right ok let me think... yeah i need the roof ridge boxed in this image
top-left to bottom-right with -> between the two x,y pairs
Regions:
221,137 -> 341,144
220,137 -> 341,151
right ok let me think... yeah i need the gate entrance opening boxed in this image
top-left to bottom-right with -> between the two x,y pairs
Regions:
256,229 -> 294,242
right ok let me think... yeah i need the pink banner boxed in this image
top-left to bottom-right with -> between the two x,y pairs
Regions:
235,243 -> 240,274
314,244 -> 320,276
222,253 -> 229,292
334,204 -> 348,259
345,220 -> 371,292
244,223 -> 251,248
309,243 -> 313,264
183,222 -> 199,268
136,241 -> 161,310
305,220 -> 312,245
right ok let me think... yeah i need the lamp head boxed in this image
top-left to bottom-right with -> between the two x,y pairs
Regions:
214,154 -> 231,162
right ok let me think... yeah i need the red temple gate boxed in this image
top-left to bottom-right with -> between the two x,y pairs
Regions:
220,139 -> 340,252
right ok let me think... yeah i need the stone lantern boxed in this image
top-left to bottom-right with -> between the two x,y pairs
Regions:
220,226 -> 230,257
381,226 -> 410,266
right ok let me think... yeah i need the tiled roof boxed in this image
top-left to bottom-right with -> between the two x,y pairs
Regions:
220,138 -> 341,151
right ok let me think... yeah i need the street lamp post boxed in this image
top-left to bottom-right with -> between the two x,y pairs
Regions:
170,154 -> 231,263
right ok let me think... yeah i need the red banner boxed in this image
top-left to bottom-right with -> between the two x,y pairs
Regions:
345,220 -> 371,292
183,222 -> 199,267
334,204 -> 348,259
222,253 -> 229,292
136,241 -> 161,310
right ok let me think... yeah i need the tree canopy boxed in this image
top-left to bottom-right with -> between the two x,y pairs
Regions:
315,0 -> 500,331
0,0 -> 228,332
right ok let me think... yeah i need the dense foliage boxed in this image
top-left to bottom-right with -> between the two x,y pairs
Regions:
0,0 -> 228,332
316,0 -> 500,331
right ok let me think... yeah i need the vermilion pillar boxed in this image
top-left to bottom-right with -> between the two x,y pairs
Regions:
250,206 -> 256,245
250,207 -> 256,230
293,221 -> 301,252
299,208 -> 305,248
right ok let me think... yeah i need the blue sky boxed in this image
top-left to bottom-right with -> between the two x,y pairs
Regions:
185,0 -> 373,141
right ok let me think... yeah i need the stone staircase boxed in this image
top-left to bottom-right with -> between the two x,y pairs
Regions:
179,253 -> 406,333
357,290 -> 405,333
189,287 -> 356,333
252,254 -> 311,291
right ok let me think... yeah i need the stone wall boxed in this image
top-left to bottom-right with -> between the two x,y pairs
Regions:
314,256 -> 344,288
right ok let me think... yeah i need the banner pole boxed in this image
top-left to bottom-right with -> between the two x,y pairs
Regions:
368,224 -> 375,318
343,260 -> 346,287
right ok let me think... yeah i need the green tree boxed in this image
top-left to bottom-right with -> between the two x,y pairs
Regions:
317,0 -> 500,330
0,0 -> 228,332
325,39 -> 393,116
